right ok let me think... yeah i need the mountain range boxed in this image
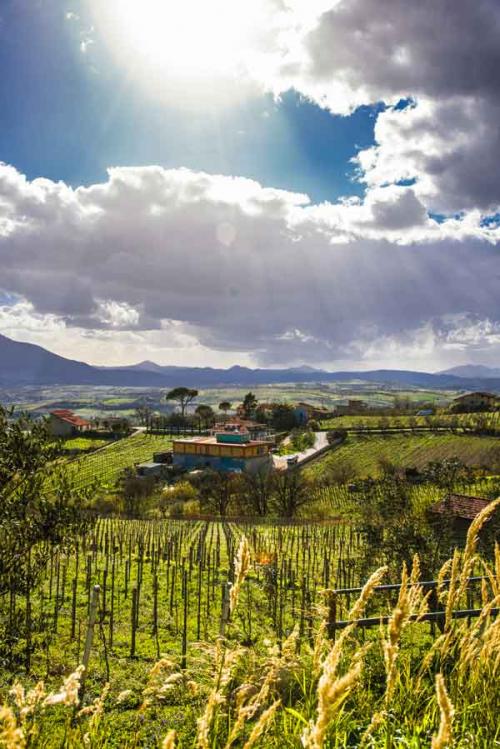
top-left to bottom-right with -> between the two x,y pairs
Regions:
1,333 -> 499,391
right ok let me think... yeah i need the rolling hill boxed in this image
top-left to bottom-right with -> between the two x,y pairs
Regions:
1,332 -> 500,390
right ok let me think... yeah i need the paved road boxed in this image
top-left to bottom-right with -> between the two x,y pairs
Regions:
273,430 -> 329,470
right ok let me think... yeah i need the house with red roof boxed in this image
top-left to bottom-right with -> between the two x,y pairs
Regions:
47,409 -> 92,437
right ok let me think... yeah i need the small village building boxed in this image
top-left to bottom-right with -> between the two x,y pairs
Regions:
450,392 -> 498,412
294,402 -> 333,425
172,430 -> 272,473
333,399 -> 368,417
47,409 -> 92,437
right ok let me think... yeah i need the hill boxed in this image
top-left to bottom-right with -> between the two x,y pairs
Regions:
440,364 -> 500,378
2,333 -> 500,390
309,432 -> 500,480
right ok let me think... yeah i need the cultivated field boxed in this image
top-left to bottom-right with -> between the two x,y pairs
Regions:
309,432 -> 500,480
68,433 -> 173,489
0,509 -> 498,747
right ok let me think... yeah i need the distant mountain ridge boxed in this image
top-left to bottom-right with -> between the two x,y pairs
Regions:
1,333 -> 500,391
440,364 -> 500,379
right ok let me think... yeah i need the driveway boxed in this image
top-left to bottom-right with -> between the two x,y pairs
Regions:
273,430 -> 329,470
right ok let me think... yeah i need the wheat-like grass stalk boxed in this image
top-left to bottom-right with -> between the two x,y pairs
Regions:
0,705 -> 25,749
431,674 -> 454,749
302,652 -> 366,749
230,536 -> 251,614
241,699 -> 281,749
162,729 -> 177,748
43,665 -> 84,707
348,566 -> 387,621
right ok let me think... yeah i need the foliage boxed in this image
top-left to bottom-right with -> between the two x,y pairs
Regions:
117,467 -> 157,518
242,392 -> 258,418
165,387 -> 199,418
194,404 -> 215,428
270,403 -> 298,431
353,475 -> 457,579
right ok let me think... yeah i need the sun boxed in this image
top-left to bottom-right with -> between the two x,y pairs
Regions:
91,0 -> 268,82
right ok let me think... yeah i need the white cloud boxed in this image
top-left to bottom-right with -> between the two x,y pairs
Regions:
249,0 -> 500,216
0,162 -> 499,368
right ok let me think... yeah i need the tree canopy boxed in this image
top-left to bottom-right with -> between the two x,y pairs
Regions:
165,387 -> 199,418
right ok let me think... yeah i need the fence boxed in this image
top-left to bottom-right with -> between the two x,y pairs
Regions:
325,575 -> 493,636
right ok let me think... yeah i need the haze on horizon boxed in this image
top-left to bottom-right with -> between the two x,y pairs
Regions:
0,0 -> 499,372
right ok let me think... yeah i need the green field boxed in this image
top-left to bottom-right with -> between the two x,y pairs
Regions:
309,432 -> 500,480
68,432 -> 173,488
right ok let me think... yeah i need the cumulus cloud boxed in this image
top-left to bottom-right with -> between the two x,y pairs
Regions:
1,163 -> 499,368
256,0 -> 500,216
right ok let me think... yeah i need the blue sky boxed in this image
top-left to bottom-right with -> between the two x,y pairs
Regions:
0,0 -> 499,370
0,0 -> 377,203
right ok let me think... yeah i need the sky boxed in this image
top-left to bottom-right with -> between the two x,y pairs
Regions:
0,0 -> 499,371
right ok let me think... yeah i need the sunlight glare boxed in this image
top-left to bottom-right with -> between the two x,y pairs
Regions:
100,0 -> 267,80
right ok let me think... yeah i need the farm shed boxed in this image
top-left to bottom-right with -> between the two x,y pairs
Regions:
136,462 -> 166,478
429,493 -> 495,542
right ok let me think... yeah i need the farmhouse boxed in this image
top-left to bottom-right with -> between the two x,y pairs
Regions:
47,409 -> 91,437
172,430 -> 272,473
450,392 -> 498,412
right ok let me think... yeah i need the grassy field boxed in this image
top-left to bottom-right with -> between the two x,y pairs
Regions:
0,512 -> 498,748
309,432 -> 500,480
68,432 -> 174,488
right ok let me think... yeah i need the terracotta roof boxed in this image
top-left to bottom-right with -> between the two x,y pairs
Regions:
431,494 -> 492,521
50,409 -> 91,428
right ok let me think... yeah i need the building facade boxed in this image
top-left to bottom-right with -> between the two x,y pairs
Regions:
172,431 -> 272,473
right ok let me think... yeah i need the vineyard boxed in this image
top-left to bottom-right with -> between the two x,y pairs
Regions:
309,432 -> 500,481
66,433 -> 174,489
0,505 -> 499,748
320,411 -> 500,432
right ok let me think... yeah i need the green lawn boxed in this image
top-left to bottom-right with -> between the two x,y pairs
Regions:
308,432 -> 500,480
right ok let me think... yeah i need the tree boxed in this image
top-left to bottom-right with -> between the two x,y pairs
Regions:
197,470 -> 243,516
118,467 -> 156,518
240,469 -> 273,516
165,387 -> 198,419
0,407 -> 92,668
270,403 -> 298,431
135,399 -> 153,427
423,458 -> 473,493
271,469 -> 316,518
195,404 -> 215,428
242,392 -> 258,419
218,401 -> 232,421
355,476 -> 452,580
